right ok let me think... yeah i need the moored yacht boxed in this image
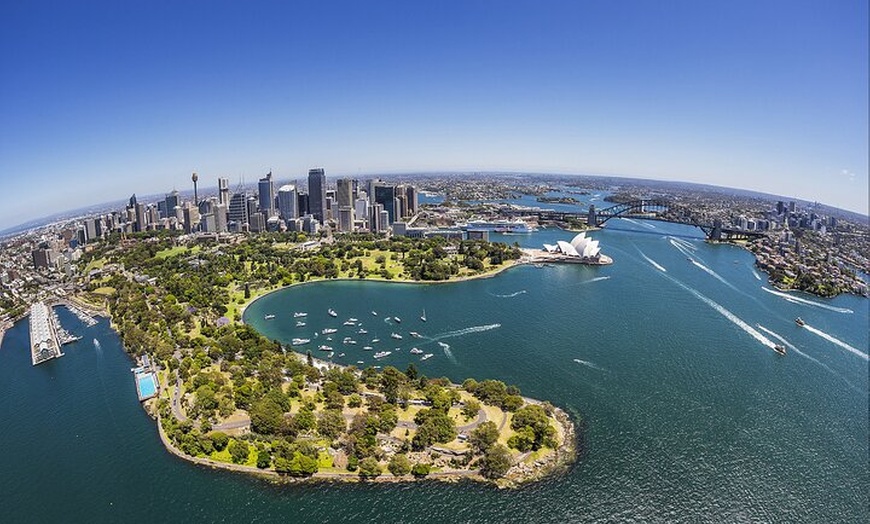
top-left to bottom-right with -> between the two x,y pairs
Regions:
328,309 -> 338,317
421,353 -> 433,360
293,312 -> 308,318
291,338 -> 310,345
391,333 -> 402,340
264,314 -> 275,320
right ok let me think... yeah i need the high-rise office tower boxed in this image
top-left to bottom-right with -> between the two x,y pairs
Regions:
218,178 -> 230,205
228,192 -> 249,229
308,168 -> 326,224
214,203 -> 228,233
277,184 -> 298,221
164,190 -> 180,219
135,203 -> 147,232
258,172 -> 275,217
337,178 -> 354,209
405,185 -> 418,215
373,182 -> 396,225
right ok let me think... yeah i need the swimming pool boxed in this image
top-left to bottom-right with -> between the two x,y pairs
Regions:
135,372 -> 158,400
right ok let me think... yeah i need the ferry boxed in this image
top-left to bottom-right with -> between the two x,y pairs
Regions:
295,321 -> 306,327
293,312 -> 308,318
291,338 -> 310,345
328,309 -> 338,317
391,333 -> 403,340
409,331 -> 421,338
318,345 -> 333,351
410,348 -> 423,355
394,317 -> 402,323
465,219 -> 535,233
421,353 -> 434,361
795,317 -> 805,327
373,351 -> 392,359
322,328 -> 338,335
773,344 -> 787,356
264,314 -> 276,320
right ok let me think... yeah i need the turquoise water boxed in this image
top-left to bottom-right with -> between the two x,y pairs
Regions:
1,220 -> 866,523
136,372 -> 157,398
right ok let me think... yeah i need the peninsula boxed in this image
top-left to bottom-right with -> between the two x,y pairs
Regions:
76,231 -> 577,486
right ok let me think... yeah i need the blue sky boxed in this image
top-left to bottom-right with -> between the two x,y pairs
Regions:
1,0 -> 867,229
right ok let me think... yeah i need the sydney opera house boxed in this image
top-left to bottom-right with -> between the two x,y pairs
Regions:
532,232 -> 612,265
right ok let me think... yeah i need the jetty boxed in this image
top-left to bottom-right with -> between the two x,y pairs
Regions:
29,302 -> 63,365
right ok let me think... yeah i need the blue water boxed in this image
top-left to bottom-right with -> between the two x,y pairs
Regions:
1,223 -> 867,523
136,372 -> 157,398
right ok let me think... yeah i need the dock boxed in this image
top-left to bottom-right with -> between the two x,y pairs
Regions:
29,302 -> 63,366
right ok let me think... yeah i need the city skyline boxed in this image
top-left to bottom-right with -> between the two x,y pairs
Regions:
1,0 -> 867,230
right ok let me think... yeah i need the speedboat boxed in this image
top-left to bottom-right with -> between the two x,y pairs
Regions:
795,317 -> 805,327
409,331 -> 421,338
773,344 -> 786,356
264,314 -> 275,320
421,353 -> 433,361
371,311 -> 378,316
328,309 -> 338,317
391,333 -> 402,340
394,317 -> 402,323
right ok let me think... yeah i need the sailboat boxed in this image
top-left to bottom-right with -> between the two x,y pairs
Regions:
420,309 -> 427,322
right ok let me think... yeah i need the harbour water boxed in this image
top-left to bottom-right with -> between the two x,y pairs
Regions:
1,221 -> 866,523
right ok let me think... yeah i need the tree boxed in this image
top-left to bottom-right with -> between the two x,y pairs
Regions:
469,421 -> 499,454
256,449 -> 271,469
405,363 -> 418,381
249,398 -> 284,435
295,406 -> 317,433
358,457 -> 382,479
480,444 -> 512,479
387,454 -> 412,476
462,399 -> 481,420
317,409 -> 346,440
411,462 -> 431,478
228,439 -> 250,464
510,404 -> 556,450
210,431 -> 229,451
287,451 -> 318,477
507,426 -> 536,452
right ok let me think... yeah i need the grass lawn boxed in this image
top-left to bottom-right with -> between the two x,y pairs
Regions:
92,286 -> 116,296
154,245 -> 200,259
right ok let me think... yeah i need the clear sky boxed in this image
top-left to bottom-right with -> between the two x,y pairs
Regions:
1,0 -> 867,229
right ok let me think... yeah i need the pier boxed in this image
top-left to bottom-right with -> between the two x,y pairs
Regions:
29,302 -> 63,365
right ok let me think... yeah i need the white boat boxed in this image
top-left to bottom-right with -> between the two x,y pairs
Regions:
421,309 -> 427,322
291,338 -> 310,345
409,331 -> 421,338
391,333 -> 403,340
328,309 -> 338,317
421,353 -> 433,361
345,339 -> 357,345
338,353 -> 345,357
343,321 -> 356,326
358,328 -> 368,334
295,321 -> 306,327
348,318 -> 358,322
293,312 -> 308,318
318,345 -> 333,351
363,346 -> 373,351
371,311 -> 378,316
322,328 -> 338,335
373,351 -> 392,359
371,338 -> 380,343
264,314 -> 275,320
356,360 -> 365,365
410,348 -> 423,354
394,317 -> 402,323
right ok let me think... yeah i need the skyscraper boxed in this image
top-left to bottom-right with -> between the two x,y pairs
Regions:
164,190 -> 180,219
218,178 -> 230,206
258,172 -> 275,217
308,168 -> 326,224
228,192 -> 248,230
373,182 -> 396,225
277,184 -> 298,221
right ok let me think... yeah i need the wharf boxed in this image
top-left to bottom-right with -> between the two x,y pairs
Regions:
29,302 -> 63,366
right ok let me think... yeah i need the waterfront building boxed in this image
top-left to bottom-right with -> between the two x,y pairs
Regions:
277,184 -> 298,221
543,232 -> 602,259
258,172 -> 275,217
308,168 -> 327,224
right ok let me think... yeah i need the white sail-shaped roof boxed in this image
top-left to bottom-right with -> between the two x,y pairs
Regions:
582,239 -> 600,258
543,243 -> 558,253
570,232 -> 587,252
556,240 -> 580,257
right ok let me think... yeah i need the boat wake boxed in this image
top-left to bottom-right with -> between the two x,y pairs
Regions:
638,250 -> 667,272
803,325 -> 868,361
384,317 -> 393,324
93,338 -> 102,353
438,341 -> 456,363
668,236 -> 696,251
761,287 -> 853,314
756,325 -> 822,364
752,269 -> 762,281
623,217 -> 656,230
431,323 -> 502,341
662,273 -> 776,351
690,259 -> 742,293
669,238 -> 696,259
573,358 -> 606,371
491,290 -> 527,298
581,276 -> 611,285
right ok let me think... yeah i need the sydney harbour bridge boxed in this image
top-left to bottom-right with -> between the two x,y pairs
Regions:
504,199 -> 766,241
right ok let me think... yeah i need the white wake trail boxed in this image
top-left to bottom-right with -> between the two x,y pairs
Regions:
690,259 -> 742,293
752,269 -> 762,281
803,325 -> 868,360
491,290 -> 527,298
639,251 -> 667,272
761,287 -> 853,314
437,341 -> 456,363
756,325 -> 822,364
668,236 -> 697,251
573,358 -> 606,371
669,239 -> 696,259
431,323 -> 502,341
